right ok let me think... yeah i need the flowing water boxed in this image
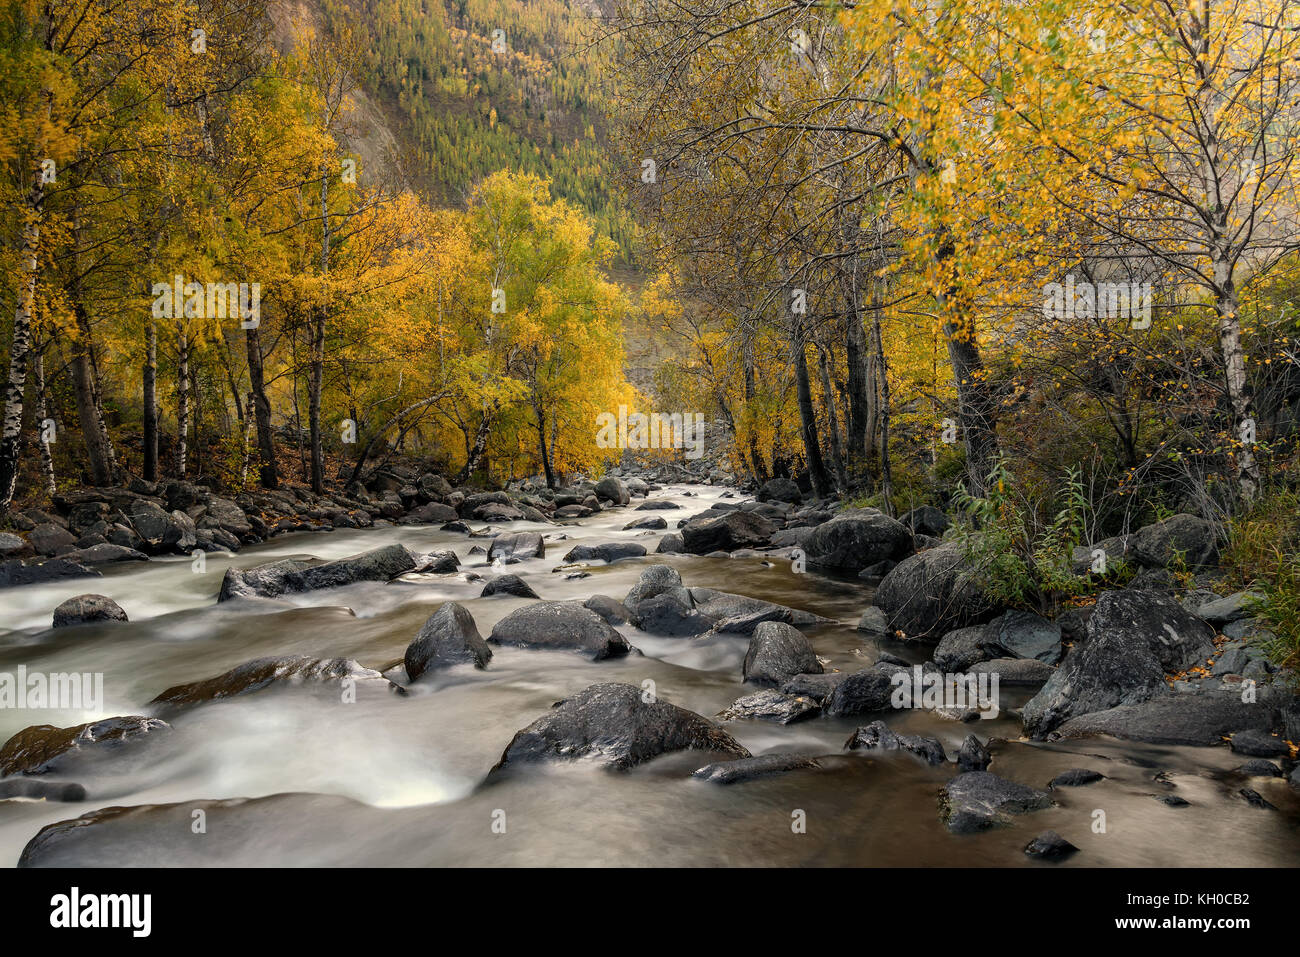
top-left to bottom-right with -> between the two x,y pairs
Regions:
0,485 -> 1297,867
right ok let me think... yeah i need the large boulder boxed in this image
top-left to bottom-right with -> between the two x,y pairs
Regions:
1022,589 -> 1216,738
480,574 -> 539,599
218,544 -> 419,601
148,656 -> 400,713
487,532 -> 545,564
873,539 -> 997,638
1130,513 -> 1218,568
631,591 -> 716,637
128,500 -> 194,553
58,543 -> 148,565
757,477 -> 802,504
28,523 -> 76,556
487,601 -> 636,660
843,720 -> 946,765
986,610 -> 1063,665
742,621 -> 823,686
803,509 -> 912,574
718,689 -> 821,724
899,505 -> 950,539
489,682 -> 748,773
939,771 -> 1054,833
594,476 -> 630,506
404,602 -> 492,679
680,511 -> 775,553
1053,692 -> 1278,745
52,594 -> 128,628
824,668 -> 897,717
623,564 -> 687,614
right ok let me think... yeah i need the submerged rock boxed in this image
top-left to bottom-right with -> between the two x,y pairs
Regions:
692,752 -> 819,784
480,574 -> 540,599
0,716 -> 170,778
1052,692 -> 1277,745
1024,830 -> 1079,860
149,656 -> 401,713
218,544 -> 419,601
490,682 -> 748,773
844,720 -> 946,765
939,771 -> 1054,833
487,532 -> 546,564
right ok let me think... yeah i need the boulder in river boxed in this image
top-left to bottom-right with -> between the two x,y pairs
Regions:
487,601 -> 636,660
583,594 -> 632,626
487,531 -> 545,564
680,511 -> 775,553
0,558 -> 99,588
1024,830 -> 1079,860
844,720 -> 946,765
52,594 -> 128,628
218,544 -> 420,601
1022,589 -> 1215,738
802,508 -> 912,574
480,574 -> 540,599
490,682 -> 749,773
718,689 -> 820,724
939,771 -> 1054,833
0,716 -> 171,778
899,505 -> 950,539
405,601 -> 492,679
692,752 -> 820,784
149,655 -> 402,713
873,539 -> 997,639
1052,691 -> 1278,745
562,542 -> 646,563
824,668 -> 897,717
742,621 -> 823,686
756,477 -> 802,504
594,476 -> 630,506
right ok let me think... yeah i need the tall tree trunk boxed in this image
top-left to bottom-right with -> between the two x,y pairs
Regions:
143,319 -> 158,481
309,164 -> 331,495
533,396 -> 555,488
175,322 -> 189,476
791,320 -> 832,498
70,304 -> 116,486
818,347 -> 848,491
0,161 -> 42,507
871,308 -> 894,515
33,349 -> 55,499
455,405 -> 496,485
245,325 -> 278,489
1214,245 -> 1259,504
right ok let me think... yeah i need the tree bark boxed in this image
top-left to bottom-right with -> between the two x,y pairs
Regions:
143,319 -> 158,481
175,322 -> 189,476
245,324 -> 278,488
69,304 -> 116,486
791,319 -> 832,498
0,162 -> 41,507
33,349 -> 55,499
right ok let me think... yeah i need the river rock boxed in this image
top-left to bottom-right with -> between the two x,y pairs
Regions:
824,668 -> 896,716
1024,830 -> 1078,860
939,771 -> 1054,833
28,523 -> 77,556
149,656 -> 401,713
489,682 -> 748,773
1021,589 -> 1215,738
632,590 -> 715,636
956,733 -> 991,771
0,558 -> 100,588
873,539 -> 997,639
969,658 -> 1054,686
487,601 -> 635,660
779,672 -> 849,703
404,602 -> 492,679
718,689 -> 820,724
218,544 -> 419,600
742,621 -> 822,685
594,476 -> 630,505
844,720 -> 946,765
655,533 -> 684,553
624,515 -> 667,531
487,532 -> 545,563
58,543 -> 149,565
1229,728 -> 1289,757
987,610 -> 1063,664
0,532 -> 32,559
680,511 -> 775,553
0,716 -> 171,779
583,595 -> 632,625
1052,692 -> 1278,745
480,574 -> 540,599
1048,768 -> 1105,788
692,752 -> 819,784
623,564 -> 686,613
562,542 -> 646,563
52,594 -> 128,628
803,509 -> 912,574
757,477 -> 802,504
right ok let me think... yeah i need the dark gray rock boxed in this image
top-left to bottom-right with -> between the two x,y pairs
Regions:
655,533 -> 685,553
987,610 -> 1063,665
934,624 -> 995,672
487,601 -> 635,660
957,733 -> 991,771
1048,768 -> 1105,788
680,511 -> 775,553
899,505 -> 950,538
1022,590 -> 1216,738
692,752 -> 819,784
824,668 -> 896,717
490,682 -> 748,772
939,771 -> 1054,833
633,591 -> 714,637
1024,830 -> 1078,860
1235,759 -> 1282,777
1053,692 -> 1278,745
28,523 -> 76,556
218,544 -> 419,600
0,558 -> 99,588
743,621 -> 823,685
59,543 -> 149,565
874,539 -> 997,639
487,532 -> 545,563
844,720 -> 946,765
1229,728 -> 1289,757
757,477 -> 802,504
718,689 -> 820,724
969,658 -> 1054,686
623,515 -> 667,531
52,594 -> 128,628
562,542 -> 646,563
1239,787 -> 1276,810
623,564 -> 684,613
779,672 -> 849,703
480,574 -> 539,599
0,716 -> 170,779
150,656 -> 400,713
1130,513 -> 1219,568
803,508 -> 912,574
405,602 -> 492,679
583,594 -> 632,626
